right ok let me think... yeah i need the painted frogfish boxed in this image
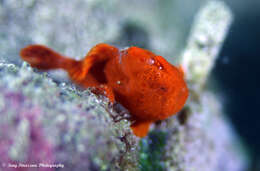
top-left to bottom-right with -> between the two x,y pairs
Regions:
20,43 -> 189,137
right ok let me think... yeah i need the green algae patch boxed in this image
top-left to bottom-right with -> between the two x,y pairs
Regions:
139,131 -> 168,171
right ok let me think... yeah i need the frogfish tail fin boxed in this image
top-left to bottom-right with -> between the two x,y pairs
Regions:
20,44 -> 89,84
130,121 -> 151,138
20,44 -> 78,71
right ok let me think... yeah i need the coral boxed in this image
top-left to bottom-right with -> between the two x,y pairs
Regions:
0,63 -> 138,170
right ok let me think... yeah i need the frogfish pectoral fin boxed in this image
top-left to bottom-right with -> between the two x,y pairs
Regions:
91,84 -> 115,103
130,121 -> 152,138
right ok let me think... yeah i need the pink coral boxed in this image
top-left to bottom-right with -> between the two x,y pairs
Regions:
0,91 -> 54,171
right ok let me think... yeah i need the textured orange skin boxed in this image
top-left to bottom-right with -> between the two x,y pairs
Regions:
20,43 -> 189,137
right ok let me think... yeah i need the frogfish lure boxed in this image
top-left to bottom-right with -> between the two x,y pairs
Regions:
20,43 -> 189,137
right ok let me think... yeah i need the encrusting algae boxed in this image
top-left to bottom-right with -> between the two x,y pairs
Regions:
20,43 -> 189,137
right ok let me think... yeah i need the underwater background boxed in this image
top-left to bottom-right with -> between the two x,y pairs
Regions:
212,0 -> 260,170
0,0 -> 259,171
